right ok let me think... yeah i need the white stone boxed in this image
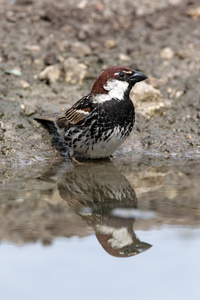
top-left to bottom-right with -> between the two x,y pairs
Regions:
38,65 -> 60,84
63,57 -> 88,85
119,53 -> 131,61
131,82 -> 171,117
160,47 -> 174,60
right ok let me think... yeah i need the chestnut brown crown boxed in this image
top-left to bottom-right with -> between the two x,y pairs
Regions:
91,66 -> 147,95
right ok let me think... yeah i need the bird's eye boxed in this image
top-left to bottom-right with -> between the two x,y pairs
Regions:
119,72 -> 126,79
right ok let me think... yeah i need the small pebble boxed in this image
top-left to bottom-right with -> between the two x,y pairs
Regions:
38,65 -> 60,84
70,42 -> 92,58
160,47 -> 174,60
19,80 -> 30,90
63,57 -> 88,85
104,40 -> 117,49
167,87 -> 184,99
186,6 -> 200,17
44,52 -> 57,66
119,53 -> 130,62
25,44 -> 41,51
168,0 -> 182,5
25,106 -> 36,116
5,69 -> 22,77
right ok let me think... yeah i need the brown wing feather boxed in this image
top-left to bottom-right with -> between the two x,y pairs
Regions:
56,94 -> 94,128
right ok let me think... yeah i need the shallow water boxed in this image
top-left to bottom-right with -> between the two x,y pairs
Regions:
0,156 -> 200,300
1,228 -> 200,300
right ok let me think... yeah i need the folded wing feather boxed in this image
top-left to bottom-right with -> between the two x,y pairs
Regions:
56,94 -> 93,128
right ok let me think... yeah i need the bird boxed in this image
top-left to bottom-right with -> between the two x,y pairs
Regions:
37,66 -> 147,159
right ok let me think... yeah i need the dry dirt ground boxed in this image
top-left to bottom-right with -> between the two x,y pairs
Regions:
0,0 -> 200,243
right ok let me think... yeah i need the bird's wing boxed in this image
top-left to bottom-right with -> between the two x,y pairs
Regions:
56,94 -> 94,128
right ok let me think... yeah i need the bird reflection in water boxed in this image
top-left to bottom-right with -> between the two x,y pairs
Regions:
58,161 -> 152,258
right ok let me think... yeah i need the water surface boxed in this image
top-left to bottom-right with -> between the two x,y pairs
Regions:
0,157 -> 200,299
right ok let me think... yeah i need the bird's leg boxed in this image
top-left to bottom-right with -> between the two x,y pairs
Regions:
72,156 -> 85,165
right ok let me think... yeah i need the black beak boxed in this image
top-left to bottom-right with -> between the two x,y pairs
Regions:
129,70 -> 148,84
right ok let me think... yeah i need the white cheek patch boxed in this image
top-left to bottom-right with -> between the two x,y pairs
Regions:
93,79 -> 129,103
104,79 -> 129,100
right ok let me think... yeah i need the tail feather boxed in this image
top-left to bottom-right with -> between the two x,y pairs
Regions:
34,113 -> 58,122
34,114 -> 70,157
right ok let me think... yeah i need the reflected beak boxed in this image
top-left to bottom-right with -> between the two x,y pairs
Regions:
129,70 -> 148,84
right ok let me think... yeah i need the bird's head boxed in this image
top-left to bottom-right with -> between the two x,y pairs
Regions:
91,66 -> 147,101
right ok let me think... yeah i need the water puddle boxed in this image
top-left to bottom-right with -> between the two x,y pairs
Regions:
0,158 -> 200,299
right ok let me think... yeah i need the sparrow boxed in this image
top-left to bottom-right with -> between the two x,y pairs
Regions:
37,66 -> 147,159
